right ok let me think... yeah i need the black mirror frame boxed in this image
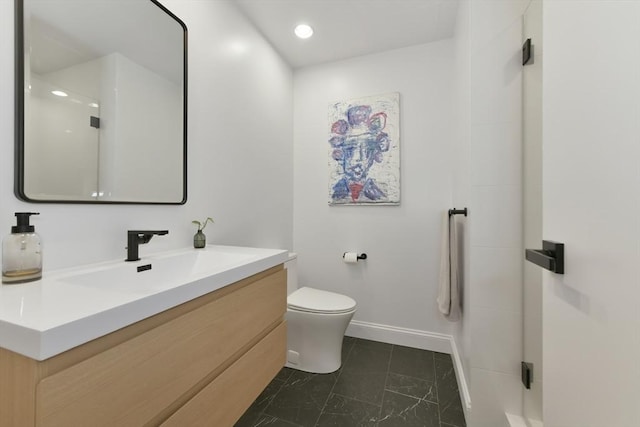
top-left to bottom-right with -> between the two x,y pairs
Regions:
14,0 -> 188,205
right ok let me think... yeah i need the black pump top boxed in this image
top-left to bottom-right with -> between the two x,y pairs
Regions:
12,212 -> 39,233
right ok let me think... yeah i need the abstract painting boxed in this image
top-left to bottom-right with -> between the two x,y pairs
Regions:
328,92 -> 400,205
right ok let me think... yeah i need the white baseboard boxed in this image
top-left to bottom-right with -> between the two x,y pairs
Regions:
505,412 -> 543,427
450,336 -> 472,411
346,320 -> 452,353
345,320 -> 471,411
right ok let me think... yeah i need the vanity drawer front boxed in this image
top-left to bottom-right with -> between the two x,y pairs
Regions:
162,321 -> 286,427
35,268 -> 286,427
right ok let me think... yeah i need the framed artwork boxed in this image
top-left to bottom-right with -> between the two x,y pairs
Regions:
328,92 -> 400,205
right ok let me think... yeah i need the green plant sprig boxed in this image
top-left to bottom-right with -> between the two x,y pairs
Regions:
192,217 -> 214,231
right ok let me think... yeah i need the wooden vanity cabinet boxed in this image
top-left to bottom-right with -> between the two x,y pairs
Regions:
0,265 -> 287,427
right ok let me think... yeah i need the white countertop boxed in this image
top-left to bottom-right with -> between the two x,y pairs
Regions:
0,245 -> 288,360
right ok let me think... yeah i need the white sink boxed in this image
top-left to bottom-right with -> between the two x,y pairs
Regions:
0,245 -> 288,360
61,247 -> 259,294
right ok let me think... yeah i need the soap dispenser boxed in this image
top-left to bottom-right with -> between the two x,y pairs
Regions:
2,212 -> 42,284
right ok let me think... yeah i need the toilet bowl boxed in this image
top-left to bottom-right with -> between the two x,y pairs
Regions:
285,255 -> 357,374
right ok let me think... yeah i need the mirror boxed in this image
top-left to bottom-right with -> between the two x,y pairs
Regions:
15,0 -> 187,204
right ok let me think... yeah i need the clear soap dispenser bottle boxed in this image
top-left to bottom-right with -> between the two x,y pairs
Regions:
2,212 -> 42,284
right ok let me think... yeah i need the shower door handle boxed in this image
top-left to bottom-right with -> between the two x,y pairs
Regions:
525,240 -> 564,274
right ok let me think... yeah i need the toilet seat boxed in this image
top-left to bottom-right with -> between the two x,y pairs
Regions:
288,287 -> 356,314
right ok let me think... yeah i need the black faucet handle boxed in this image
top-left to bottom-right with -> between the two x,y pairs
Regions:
139,235 -> 153,245
128,230 -> 169,236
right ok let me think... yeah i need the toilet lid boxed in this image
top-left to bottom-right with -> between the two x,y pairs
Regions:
288,287 -> 357,314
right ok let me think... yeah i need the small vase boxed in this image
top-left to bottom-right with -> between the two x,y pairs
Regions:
193,230 -> 206,248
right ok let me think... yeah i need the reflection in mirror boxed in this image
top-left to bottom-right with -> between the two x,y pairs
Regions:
16,0 -> 187,204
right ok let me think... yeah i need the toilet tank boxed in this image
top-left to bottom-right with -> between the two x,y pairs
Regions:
284,253 -> 298,296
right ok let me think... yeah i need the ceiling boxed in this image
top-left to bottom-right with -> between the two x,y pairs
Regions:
233,0 -> 459,69
28,0 -> 183,83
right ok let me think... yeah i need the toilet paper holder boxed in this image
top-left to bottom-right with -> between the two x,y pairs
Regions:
343,252 -> 367,261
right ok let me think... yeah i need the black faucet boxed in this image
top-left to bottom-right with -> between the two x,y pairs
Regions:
126,230 -> 169,262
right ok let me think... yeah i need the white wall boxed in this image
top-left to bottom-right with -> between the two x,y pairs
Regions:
293,41 -> 457,343
450,1 -> 486,418
109,53 -> 183,202
28,51 -> 184,202
0,0 -> 293,270
26,77 -> 99,200
451,0 -> 471,400
543,1 -> 640,425
459,0 -> 529,425
522,0 -> 543,422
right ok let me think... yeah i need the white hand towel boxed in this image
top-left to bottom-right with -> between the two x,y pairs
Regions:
438,211 -> 461,321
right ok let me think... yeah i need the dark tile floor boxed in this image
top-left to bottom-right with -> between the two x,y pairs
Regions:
235,337 -> 466,427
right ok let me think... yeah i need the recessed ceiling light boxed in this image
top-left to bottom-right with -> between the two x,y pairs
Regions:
51,90 -> 68,97
294,24 -> 313,39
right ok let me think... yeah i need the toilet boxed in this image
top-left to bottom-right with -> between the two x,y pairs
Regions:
284,254 -> 357,374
